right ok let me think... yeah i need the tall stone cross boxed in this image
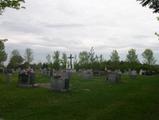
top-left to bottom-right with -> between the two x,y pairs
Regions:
68,54 -> 74,69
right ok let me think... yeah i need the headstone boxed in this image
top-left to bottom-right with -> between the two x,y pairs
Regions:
50,70 -> 71,91
18,68 -> 36,87
28,68 -> 35,85
47,68 -> 51,76
143,70 -> 153,76
82,69 -> 93,80
130,70 -> 137,79
93,70 -> 105,76
106,71 -> 121,83
64,69 -> 71,89
139,69 -> 144,75
42,68 -> 47,75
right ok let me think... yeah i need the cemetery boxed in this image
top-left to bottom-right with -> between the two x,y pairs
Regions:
1,0 -> 159,120
0,66 -> 159,120
0,40 -> 159,120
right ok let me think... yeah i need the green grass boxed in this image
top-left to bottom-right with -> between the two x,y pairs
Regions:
0,72 -> 159,120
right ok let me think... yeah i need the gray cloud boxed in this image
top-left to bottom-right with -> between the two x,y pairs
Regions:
0,21 -> 43,34
44,23 -> 85,28
132,35 -> 152,39
1,0 -> 159,63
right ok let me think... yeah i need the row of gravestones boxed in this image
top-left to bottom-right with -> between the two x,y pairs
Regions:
17,68 -> 71,92
6,68 -> 137,91
40,68 -> 156,77
40,68 -> 76,77
40,68 -> 52,77
78,69 -> 138,83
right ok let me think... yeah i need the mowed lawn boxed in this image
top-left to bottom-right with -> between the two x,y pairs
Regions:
0,72 -> 159,120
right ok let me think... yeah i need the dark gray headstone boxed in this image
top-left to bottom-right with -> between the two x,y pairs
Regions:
50,70 -> 71,91
93,70 -> 106,76
18,68 -> 36,87
106,72 -> 121,83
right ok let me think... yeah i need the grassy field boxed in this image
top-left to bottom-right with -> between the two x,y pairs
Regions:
0,72 -> 159,120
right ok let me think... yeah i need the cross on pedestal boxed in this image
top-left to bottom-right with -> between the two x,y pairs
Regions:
68,54 -> 74,69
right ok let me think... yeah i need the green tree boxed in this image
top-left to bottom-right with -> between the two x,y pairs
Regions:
142,49 -> 156,65
79,51 -> 90,65
46,54 -> 51,64
24,48 -> 33,64
89,47 -> 95,63
137,0 -> 159,13
0,0 -> 25,14
52,51 -> 60,70
137,1 -> 159,39
99,54 -> 104,63
61,53 -> 67,69
126,49 -> 139,63
8,49 -> 23,69
110,50 -> 120,62
0,41 -> 7,66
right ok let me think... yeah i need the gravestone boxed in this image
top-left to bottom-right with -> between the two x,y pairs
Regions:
65,69 -> 71,89
50,69 -> 71,91
106,71 -> 121,83
93,70 -> 106,76
41,68 -> 47,75
82,69 -> 93,80
139,69 -> 143,75
18,68 -> 36,87
130,70 -> 137,79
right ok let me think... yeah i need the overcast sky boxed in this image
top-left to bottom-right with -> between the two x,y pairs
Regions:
0,0 -> 159,63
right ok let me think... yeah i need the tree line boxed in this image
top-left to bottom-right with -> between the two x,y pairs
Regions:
1,41 -> 158,73
42,47 -> 158,73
